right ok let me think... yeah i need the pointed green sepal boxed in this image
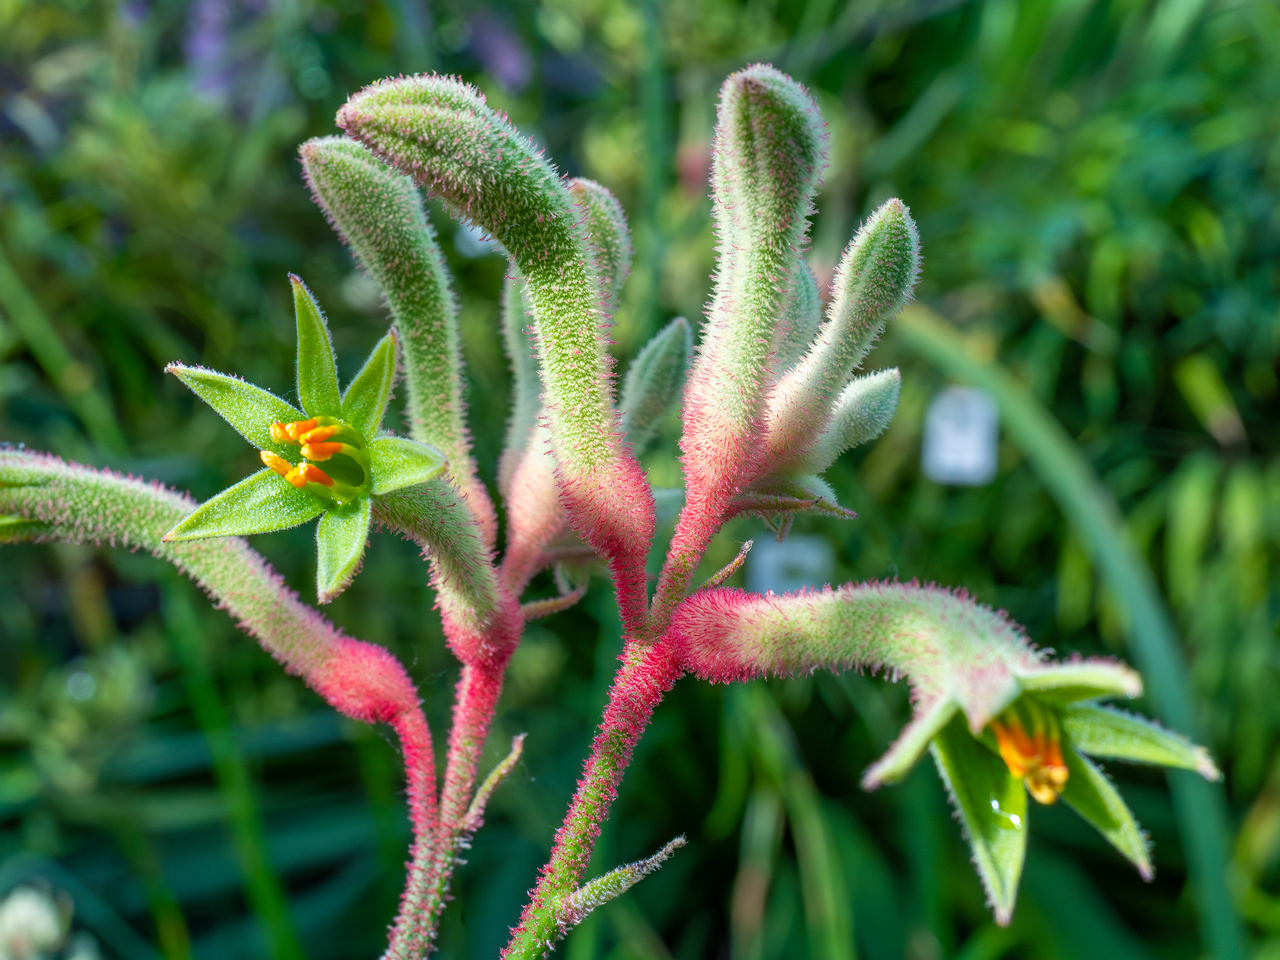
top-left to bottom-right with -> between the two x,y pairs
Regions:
315,498 -> 372,602
369,436 -> 448,495
619,317 -> 692,456
291,274 -> 343,418
342,329 -> 398,438
931,713 -> 1027,925
1062,704 -> 1220,780
1016,660 -> 1143,705
862,697 -> 957,789
166,364 -> 304,457
162,469 -> 325,542
1060,746 -> 1153,879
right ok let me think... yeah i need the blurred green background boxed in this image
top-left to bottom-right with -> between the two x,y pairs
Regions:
1,0 -> 1278,958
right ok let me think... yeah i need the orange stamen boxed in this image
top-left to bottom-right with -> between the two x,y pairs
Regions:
299,425 -> 338,444
990,705 -> 1069,805
301,463 -> 334,487
301,441 -> 344,461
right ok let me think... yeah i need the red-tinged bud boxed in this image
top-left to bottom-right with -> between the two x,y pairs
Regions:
990,700 -> 1069,805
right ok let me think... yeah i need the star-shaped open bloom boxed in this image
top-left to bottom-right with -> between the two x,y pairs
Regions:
162,275 -> 446,602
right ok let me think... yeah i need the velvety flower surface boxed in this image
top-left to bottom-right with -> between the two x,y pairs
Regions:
163,275 -> 446,601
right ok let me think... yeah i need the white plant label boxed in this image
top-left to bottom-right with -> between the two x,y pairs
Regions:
921,386 -> 999,486
747,535 -> 835,595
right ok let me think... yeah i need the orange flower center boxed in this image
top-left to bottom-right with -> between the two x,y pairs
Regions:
989,702 -> 1069,805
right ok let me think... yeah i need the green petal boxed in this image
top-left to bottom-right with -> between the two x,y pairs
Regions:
369,436 -> 447,495
163,470 -> 324,541
166,364 -> 304,457
1060,746 -> 1153,880
1063,703 -> 1220,780
292,274 -> 343,418
862,697 -> 957,789
1016,659 -> 1142,704
342,329 -> 398,437
315,498 -> 371,603
931,713 -> 1027,925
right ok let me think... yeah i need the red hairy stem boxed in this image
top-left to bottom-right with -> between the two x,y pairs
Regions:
502,640 -> 683,958
396,660 -> 510,956
560,467 -> 654,639
648,487 -> 730,637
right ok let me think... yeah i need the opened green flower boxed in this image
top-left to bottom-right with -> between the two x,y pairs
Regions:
162,275 -> 446,602
925,685 -> 1218,923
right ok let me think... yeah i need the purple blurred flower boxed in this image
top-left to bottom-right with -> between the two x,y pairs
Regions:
469,11 -> 531,94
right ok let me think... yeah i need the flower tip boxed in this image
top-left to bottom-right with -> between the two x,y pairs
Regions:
1195,749 -> 1222,782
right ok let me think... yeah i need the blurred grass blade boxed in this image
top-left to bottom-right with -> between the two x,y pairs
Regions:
896,303 -> 1244,960
164,582 -> 307,960
745,686 -> 855,960
0,245 -> 126,452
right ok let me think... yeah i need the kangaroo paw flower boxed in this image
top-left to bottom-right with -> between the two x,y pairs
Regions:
164,276 -> 444,602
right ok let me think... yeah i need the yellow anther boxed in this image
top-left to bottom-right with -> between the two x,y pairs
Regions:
989,701 -> 1069,805
261,450 -> 293,477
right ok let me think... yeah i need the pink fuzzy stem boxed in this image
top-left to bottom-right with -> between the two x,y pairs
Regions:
501,640 -> 682,958
311,639 -> 441,960
560,460 -> 654,639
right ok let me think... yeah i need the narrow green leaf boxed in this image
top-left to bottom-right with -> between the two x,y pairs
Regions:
1063,703 -> 1219,780
342,329 -> 398,437
291,274 -> 342,418
163,470 -> 325,542
619,317 -> 691,456
931,713 -> 1027,925
1060,746 -> 1152,879
315,498 -> 371,603
369,436 -> 447,495
166,364 -> 304,456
